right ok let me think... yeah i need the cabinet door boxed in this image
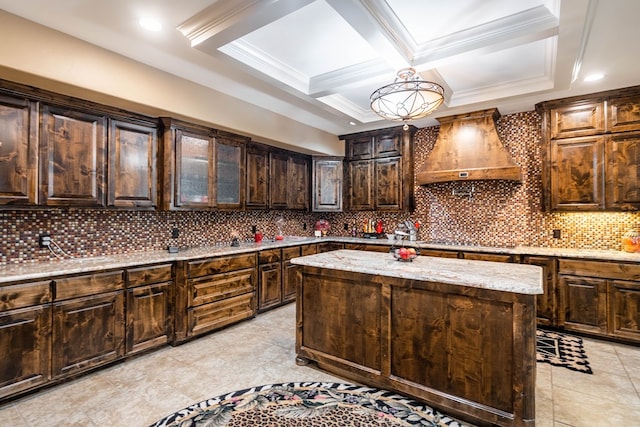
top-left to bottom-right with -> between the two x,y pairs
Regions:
215,136 -> 245,209
550,136 -> 605,210
558,275 -> 607,335
108,120 -> 157,208
374,157 -> 402,210
246,144 -> 269,209
374,131 -> 402,158
346,135 -> 373,160
0,94 -> 37,206
312,157 -> 343,212
40,105 -> 107,207
550,101 -> 604,139
269,152 -> 288,208
258,262 -> 282,311
606,132 -> 640,210
288,155 -> 309,210
607,95 -> 640,133
175,129 -> 214,208
126,282 -> 174,355
0,305 -> 51,399
523,256 -> 557,326
609,280 -> 640,343
282,246 -> 302,303
348,160 -> 373,210
52,291 -> 125,378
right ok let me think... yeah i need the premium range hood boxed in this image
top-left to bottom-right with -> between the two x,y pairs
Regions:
416,108 -> 521,185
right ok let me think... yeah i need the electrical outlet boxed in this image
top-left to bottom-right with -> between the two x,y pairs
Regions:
302,223 -> 307,231
171,228 -> 179,239
39,233 -> 51,247
343,223 -> 349,231
552,229 -> 561,239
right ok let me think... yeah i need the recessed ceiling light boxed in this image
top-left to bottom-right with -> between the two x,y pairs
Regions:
584,73 -> 604,82
349,121 -> 356,126
139,17 -> 162,32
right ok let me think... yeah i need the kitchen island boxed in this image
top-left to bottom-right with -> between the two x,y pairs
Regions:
292,249 -> 543,427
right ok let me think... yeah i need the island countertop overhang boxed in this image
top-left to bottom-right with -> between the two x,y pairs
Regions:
291,249 -> 543,295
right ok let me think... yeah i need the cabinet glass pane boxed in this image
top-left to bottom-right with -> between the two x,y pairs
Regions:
179,135 -> 210,204
216,142 -> 241,204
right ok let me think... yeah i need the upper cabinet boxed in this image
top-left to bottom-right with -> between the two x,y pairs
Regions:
108,119 -> 158,209
269,151 -> 310,210
341,126 -> 415,212
537,86 -> 640,211
245,143 -> 269,209
40,105 -> 108,207
215,131 -> 248,210
0,94 -> 37,206
312,157 -> 343,212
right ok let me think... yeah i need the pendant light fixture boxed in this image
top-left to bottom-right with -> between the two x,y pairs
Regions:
370,68 -> 444,129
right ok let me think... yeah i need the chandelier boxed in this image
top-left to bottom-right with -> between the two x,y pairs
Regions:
370,68 -> 444,129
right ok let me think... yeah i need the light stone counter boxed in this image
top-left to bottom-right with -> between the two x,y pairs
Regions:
291,249 -> 543,295
2,235 -> 638,285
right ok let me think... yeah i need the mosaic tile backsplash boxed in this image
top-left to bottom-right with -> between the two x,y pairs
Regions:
1,110 -> 639,264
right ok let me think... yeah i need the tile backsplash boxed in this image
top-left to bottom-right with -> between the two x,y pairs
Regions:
1,110 -> 638,265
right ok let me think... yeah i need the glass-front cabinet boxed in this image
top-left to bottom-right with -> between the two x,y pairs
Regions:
215,132 -> 247,210
175,129 -> 214,208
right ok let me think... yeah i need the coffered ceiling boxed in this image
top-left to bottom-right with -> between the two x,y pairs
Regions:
1,0 -> 638,136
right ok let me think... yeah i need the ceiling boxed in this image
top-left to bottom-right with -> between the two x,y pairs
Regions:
1,0 -> 639,136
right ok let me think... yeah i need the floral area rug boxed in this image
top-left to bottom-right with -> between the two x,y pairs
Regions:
536,329 -> 593,374
150,382 -> 471,427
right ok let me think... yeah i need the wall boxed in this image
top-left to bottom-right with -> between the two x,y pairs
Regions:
1,110 -> 638,265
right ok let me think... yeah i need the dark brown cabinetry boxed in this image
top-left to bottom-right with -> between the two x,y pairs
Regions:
245,143 -> 269,209
108,119 -> 158,208
558,258 -> 640,342
269,152 -> 310,210
125,264 -> 174,355
312,157 -> 343,212
258,249 -> 282,311
341,126 -> 415,212
51,271 -> 125,379
0,94 -> 37,206
40,105 -> 108,207
0,281 -> 52,399
537,86 -> 640,211
181,254 -> 256,340
523,256 -> 557,326
215,132 -> 248,210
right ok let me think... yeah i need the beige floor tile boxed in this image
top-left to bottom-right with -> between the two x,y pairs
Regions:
552,384 -> 640,426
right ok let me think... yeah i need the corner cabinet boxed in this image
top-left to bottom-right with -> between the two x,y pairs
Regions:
537,86 -> 640,211
341,125 -> 415,212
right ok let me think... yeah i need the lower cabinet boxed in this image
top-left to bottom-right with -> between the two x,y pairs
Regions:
125,264 -> 174,355
51,271 -> 125,379
183,253 -> 256,338
0,303 -> 51,399
258,249 -> 283,312
523,256 -> 557,326
558,258 -> 640,343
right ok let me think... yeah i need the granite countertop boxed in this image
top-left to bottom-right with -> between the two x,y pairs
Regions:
291,249 -> 543,295
1,236 -> 638,285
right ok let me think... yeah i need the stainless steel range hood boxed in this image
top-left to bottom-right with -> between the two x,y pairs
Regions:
416,108 -> 521,185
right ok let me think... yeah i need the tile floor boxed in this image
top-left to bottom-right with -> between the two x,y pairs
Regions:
0,303 -> 639,426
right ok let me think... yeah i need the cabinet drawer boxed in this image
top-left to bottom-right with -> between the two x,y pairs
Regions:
0,281 -> 52,311
282,246 -> 301,261
188,293 -> 255,337
188,253 -> 256,278
559,259 -> 640,281
259,249 -> 281,264
462,252 -> 515,263
126,264 -> 173,287
54,271 -> 125,301
189,268 -> 255,307
300,244 -> 318,256
420,249 -> 460,258
344,243 -> 390,253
